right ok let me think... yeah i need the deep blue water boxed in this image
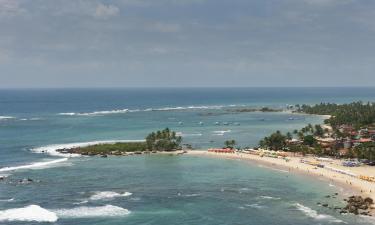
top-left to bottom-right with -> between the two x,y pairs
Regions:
0,87 -> 375,224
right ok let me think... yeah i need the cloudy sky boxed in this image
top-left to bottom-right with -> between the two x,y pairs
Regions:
1,0 -> 375,87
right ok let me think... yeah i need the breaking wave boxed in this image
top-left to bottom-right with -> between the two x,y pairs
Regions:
0,204 -> 130,222
176,132 -> 203,137
58,104 -> 241,116
89,191 -> 133,201
59,109 -> 130,116
31,140 -> 144,157
212,130 -> 231,136
245,203 -> 266,209
0,116 -> 15,120
0,158 -> 69,172
0,205 -> 58,222
53,205 -> 130,218
294,203 -> 344,223
259,196 -> 281,200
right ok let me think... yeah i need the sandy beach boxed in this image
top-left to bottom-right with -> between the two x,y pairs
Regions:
187,150 -> 375,204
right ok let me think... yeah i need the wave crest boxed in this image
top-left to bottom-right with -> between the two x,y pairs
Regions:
58,104 -> 238,116
212,130 -> 231,136
31,140 -> 145,157
0,116 -> 15,120
54,205 -> 130,218
0,158 -> 69,172
59,109 -> 129,116
0,205 -> 130,222
89,191 -> 133,201
294,203 -> 344,223
0,205 -> 58,222
259,196 -> 281,200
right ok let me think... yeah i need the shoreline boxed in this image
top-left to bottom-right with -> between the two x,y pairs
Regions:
186,150 -> 375,215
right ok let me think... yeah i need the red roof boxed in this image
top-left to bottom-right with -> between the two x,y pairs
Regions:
359,138 -> 373,143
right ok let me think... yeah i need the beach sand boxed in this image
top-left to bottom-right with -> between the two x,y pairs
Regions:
186,150 -> 375,208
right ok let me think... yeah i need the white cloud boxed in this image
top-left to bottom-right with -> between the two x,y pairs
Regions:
94,3 -> 119,19
0,0 -> 26,17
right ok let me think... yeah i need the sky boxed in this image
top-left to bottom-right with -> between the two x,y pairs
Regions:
1,0 -> 375,88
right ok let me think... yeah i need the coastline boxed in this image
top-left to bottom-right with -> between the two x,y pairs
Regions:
186,150 -> 375,214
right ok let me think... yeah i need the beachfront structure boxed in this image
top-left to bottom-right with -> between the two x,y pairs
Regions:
316,137 -> 337,153
208,148 -> 235,153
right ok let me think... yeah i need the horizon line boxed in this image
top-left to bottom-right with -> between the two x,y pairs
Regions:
1,86 -> 375,90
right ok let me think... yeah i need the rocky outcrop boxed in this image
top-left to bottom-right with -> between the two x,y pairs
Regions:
343,196 -> 373,216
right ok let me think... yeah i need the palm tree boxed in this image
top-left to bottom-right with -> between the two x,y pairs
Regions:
286,132 -> 293,140
224,140 -> 236,149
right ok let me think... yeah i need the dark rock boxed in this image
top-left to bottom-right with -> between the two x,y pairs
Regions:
364,197 -> 374,205
100,154 -> 108,158
322,204 -> 329,207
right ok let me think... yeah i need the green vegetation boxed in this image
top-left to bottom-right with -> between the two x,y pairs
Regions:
230,107 -> 282,113
258,101 -> 375,159
296,101 -> 375,128
224,139 -> 237,149
258,127 -> 325,156
145,128 -> 182,151
73,142 -> 148,155
58,128 -> 182,155
354,142 -> 375,161
259,131 -> 287,150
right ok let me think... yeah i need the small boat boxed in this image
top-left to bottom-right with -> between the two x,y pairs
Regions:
178,121 -> 183,125
199,121 -> 204,125
215,122 -> 220,125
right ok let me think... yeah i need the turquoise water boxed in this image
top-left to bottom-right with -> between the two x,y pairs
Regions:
1,87 -> 375,224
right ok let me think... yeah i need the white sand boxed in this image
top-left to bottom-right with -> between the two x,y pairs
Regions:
186,150 -> 375,201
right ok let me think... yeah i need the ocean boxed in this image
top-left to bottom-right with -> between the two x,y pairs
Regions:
0,87 -> 375,225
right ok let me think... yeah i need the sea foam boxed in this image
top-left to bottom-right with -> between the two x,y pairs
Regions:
0,205 -> 58,222
0,204 -> 130,222
31,140 -> 145,157
294,203 -> 344,223
259,196 -> 281,200
0,116 -> 15,120
59,109 -> 130,116
53,205 -> 130,218
176,132 -> 203,137
212,130 -> 231,136
245,203 -> 266,209
0,198 -> 14,202
0,158 -> 69,172
58,104 -> 235,116
89,191 -> 133,201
